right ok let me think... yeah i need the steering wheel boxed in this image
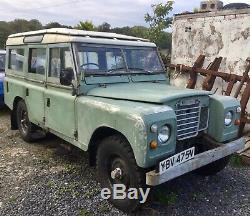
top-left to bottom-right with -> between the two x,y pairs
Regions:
80,63 -> 100,68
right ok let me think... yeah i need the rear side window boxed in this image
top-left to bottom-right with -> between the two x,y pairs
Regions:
9,49 -> 25,72
28,48 -> 46,75
49,47 -> 73,78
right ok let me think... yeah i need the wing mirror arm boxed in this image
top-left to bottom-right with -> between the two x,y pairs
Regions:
71,83 -> 77,96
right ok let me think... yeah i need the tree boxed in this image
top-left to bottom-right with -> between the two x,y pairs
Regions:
145,1 -> 174,43
130,26 -> 149,39
155,31 -> 172,50
0,21 -> 12,49
0,19 -> 43,49
28,19 -> 43,31
193,7 -> 199,13
112,26 -> 132,35
44,22 -> 71,29
97,22 -> 111,32
75,21 -> 95,31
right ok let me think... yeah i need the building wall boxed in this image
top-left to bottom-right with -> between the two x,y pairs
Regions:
172,9 -> 250,75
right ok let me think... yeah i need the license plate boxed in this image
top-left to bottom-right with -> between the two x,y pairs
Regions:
159,147 -> 195,174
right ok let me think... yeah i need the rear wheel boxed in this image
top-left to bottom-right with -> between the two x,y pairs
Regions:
16,100 -> 35,142
96,135 -> 146,213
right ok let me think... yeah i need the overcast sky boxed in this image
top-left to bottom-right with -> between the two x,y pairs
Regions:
0,0 -> 249,27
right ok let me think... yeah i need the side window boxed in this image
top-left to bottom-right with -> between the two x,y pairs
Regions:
28,48 -> 46,75
9,48 -> 25,72
49,47 -> 73,78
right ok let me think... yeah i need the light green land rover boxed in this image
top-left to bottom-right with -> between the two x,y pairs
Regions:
4,28 -> 245,212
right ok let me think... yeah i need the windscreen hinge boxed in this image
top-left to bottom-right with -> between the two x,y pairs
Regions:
74,130 -> 78,140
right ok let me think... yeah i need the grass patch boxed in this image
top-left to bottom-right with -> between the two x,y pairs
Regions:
192,192 -> 204,201
47,180 -> 57,189
230,154 -> 244,167
155,190 -> 178,206
79,208 -> 91,216
98,203 -> 110,214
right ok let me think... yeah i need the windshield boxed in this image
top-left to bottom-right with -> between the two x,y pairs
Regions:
0,54 -> 5,72
76,44 -> 164,76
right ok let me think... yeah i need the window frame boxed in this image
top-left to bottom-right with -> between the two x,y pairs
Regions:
27,44 -> 47,82
47,43 -> 76,86
75,43 -> 165,77
7,46 -> 26,76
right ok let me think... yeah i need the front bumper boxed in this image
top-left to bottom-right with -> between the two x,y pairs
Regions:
146,138 -> 245,186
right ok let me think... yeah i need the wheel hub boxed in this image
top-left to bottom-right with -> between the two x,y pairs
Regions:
20,110 -> 28,132
111,167 -> 122,180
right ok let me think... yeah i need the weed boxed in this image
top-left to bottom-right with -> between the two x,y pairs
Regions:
192,192 -> 204,201
230,154 -> 243,167
47,180 -> 57,188
98,203 -> 110,213
79,208 -> 91,216
155,191 -> 178,205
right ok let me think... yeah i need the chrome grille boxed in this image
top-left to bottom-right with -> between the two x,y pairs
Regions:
175,100 -> 208,140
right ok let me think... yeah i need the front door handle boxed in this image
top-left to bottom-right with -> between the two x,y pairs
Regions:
47,98 -> 50,107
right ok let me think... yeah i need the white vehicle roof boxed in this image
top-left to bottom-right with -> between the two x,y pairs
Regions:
0,50 -> 6,54
7,28 -> 156,48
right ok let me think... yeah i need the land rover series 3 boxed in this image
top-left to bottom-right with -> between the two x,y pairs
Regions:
4,28 -> 245,212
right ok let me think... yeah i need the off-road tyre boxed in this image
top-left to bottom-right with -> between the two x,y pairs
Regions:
16,100 -> 35,142
96,135 -> 146,213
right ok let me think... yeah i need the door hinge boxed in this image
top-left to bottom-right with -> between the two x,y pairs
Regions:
43,117 -> 46,123
74,130 -> 78,140
26,88 -> 29,96
6,82 -> 9,92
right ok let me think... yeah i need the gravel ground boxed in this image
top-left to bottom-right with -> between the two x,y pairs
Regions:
0,107 -> 250,216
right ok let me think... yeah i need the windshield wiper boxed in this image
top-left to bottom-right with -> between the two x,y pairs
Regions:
107,67 -> 127,73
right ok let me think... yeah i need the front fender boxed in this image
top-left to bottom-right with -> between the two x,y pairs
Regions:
208,94 -> 240,142
76,96 -> 176,168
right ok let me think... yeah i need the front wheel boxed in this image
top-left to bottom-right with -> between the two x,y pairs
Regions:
96,135 -> 146,213
16,100 -> 35,142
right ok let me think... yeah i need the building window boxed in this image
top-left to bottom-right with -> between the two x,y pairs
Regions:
28,48 -> 46,75
211,4 -> 215,9
9,48 -> 25,72
201,4 -> 207,9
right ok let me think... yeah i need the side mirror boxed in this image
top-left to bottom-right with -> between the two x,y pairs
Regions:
60,68 -> 74,86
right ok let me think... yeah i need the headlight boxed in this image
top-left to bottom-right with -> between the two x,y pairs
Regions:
158,125 -> 170,143
225,111 -> 233,126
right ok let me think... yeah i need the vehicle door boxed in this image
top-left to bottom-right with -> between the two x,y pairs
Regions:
45,44 -> 77,139
25,45 -> 46,126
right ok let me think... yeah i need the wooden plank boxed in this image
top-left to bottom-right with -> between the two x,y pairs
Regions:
202,57 -> 222,91
187,55 -> 205,89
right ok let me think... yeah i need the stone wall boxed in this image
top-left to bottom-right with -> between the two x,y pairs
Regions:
172,9 -> 250,75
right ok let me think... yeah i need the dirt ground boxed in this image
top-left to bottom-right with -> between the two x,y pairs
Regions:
0,107 -> 250,216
